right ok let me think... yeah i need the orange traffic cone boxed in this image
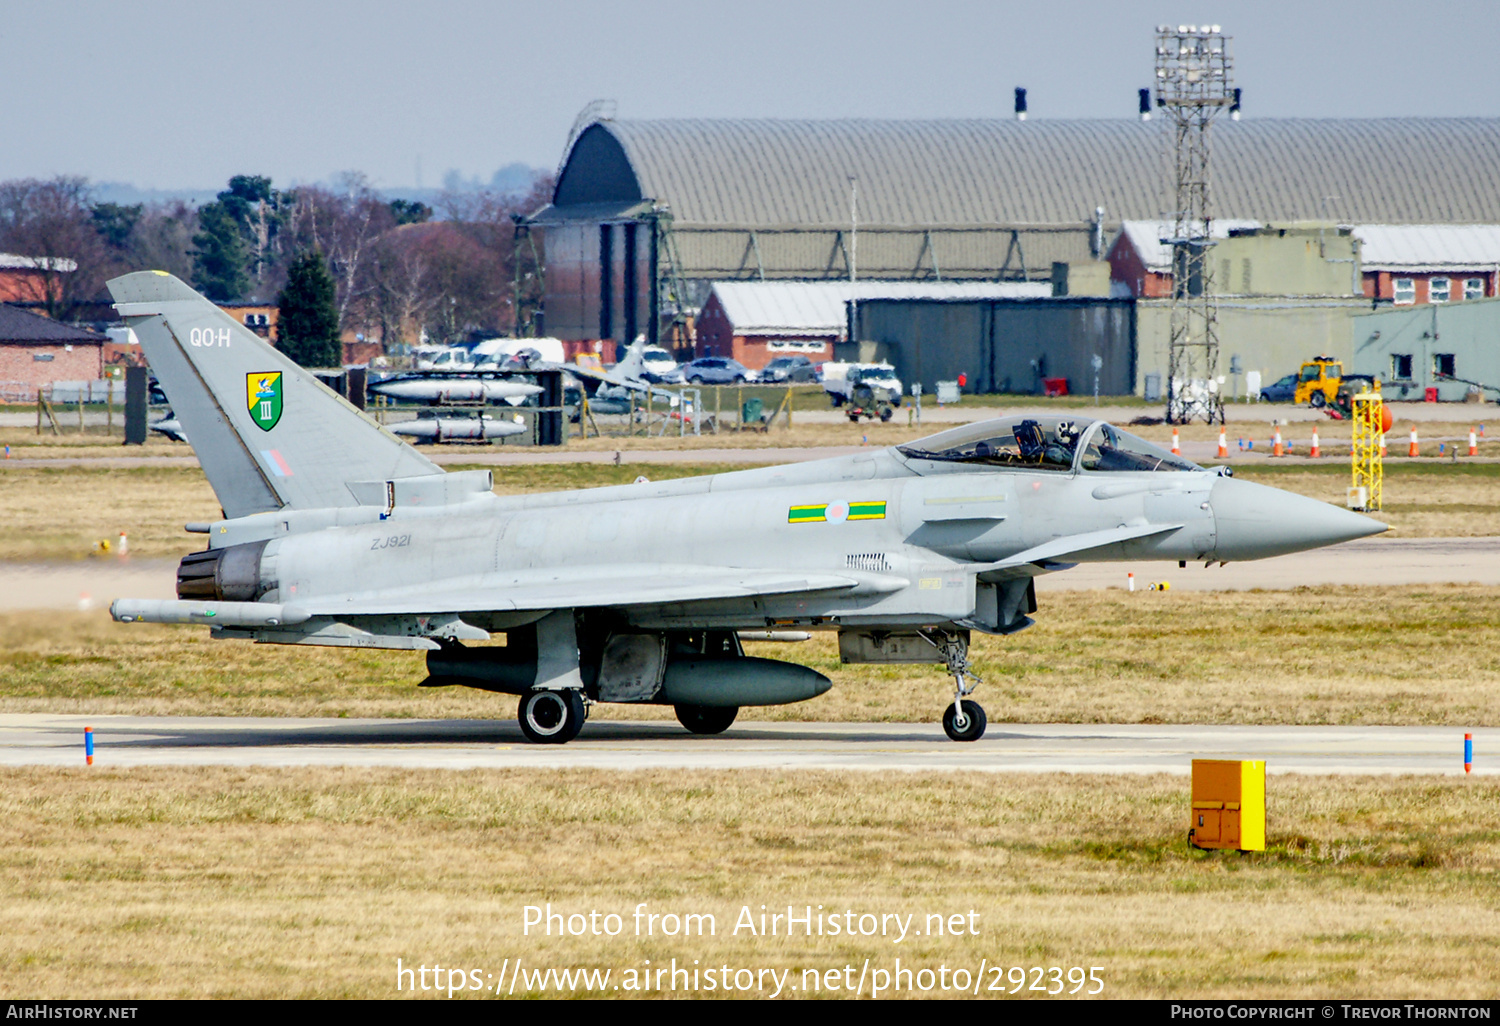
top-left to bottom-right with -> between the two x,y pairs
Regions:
1216,429 -> 1228,459
1379,432 -> 1387,457
1310,426 -> 1321,458
1470,428 -> 1478,457
1408,427 -> 1420,457
1171,427 -> 1181,456
1273,426 -> 1284,457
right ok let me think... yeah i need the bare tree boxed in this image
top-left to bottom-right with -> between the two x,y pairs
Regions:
279,175 -> 394,328
0,176 -> 110,317
127,201 -> 198,280
362,225 -> 436,348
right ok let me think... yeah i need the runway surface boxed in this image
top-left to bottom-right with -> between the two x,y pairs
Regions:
0,715 -> 1486,775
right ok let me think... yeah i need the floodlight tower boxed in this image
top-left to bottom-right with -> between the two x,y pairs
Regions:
1154,25 -> 1234,424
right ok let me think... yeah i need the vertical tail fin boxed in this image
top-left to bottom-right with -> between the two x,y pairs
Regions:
609,336 -> 648,384
109,271 -> 442,518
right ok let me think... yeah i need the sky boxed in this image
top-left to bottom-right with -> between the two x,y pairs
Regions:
5,0 -> 1498,193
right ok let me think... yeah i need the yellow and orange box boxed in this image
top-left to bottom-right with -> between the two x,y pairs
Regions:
1190,759 -> 1265,851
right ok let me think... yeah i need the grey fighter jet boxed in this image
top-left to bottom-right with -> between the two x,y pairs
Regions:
106,272 -> 1387,743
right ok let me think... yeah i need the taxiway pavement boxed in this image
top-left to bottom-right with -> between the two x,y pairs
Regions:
0,715 -> 1486,775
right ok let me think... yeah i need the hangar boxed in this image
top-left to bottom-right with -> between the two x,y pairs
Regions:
527,117 -> 1500,351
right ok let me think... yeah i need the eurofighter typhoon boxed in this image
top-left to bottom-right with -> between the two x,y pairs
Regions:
107,272 -> 1387,743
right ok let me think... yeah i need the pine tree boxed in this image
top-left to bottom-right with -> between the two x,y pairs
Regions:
276,249 -> 341,367
190,201 -> 249,300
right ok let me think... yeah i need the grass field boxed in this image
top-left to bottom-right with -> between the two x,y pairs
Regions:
0,768 -> 1494,999
5,418 -> 1500,1001
5,584 -> 1497,725
0,462 -> 765,561
2,458 -> 1498,561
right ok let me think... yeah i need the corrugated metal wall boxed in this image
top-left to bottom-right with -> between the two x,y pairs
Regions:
855,298 -> 1136,396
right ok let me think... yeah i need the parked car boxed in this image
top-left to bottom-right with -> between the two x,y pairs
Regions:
760,355 -> 819,383
1258,373 -> 1298,402
422,346 -> 477,372
681,357 -> 752,384
641,346 -> 683,383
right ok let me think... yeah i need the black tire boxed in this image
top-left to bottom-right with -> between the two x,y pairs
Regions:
675,704 -> 739,735
848,412 -> 861,423
518,689 -> 586,744
942,701 -> 987,742
689,376 -> 704,385
831,394 -> 844,407
879,406 -> 893,422
1310,392 -> 1327,408
732,375 -> 745,384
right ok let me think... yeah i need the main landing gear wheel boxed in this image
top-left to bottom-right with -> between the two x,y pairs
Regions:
675,704 -> 739,735
518,689 -> 587,744
942,701 -> 987,742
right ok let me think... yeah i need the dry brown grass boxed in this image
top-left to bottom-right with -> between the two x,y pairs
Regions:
6,413 -> 1498,457
0,463 -> 763,561
0,466 -> 221,561
0,767 -> 1494,999
5,584 -> 1498,725
3,453 -> 1498,564
1232,464 -> 1500,538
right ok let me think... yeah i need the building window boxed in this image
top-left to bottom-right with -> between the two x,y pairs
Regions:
1391,354 -> 1413,380
1464,278 -> 1484,300
1434,353 -> 1456,378
32,352 -> 54,362
1393,278 -> 1415,304
1429,277 -> 1451,303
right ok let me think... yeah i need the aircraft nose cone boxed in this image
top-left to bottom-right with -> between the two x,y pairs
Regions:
1210,476 -> 1387,560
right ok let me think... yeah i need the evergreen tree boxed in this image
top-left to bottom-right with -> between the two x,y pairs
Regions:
388,199 -> 432,225
276,249 -> 341,367
91,202 -> 142,250
191,201 -> 249,300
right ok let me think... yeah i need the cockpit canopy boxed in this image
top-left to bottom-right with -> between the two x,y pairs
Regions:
897,415 -> 1201,473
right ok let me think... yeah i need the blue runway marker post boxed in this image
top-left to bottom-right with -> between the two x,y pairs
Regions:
1465,732 -> 1473,775
85,726 -> 93,766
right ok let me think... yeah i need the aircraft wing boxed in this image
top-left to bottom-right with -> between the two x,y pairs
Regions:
296,563 -> 906,617
973,523 -> 1183,581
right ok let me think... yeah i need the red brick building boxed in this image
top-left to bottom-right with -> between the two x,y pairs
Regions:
1353,225 -> 1500,305
218,301 -> 279,340
0,253 -> 76,305
0,304 -> 107,399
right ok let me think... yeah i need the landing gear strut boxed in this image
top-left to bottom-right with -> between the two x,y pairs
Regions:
932,631 -> 986,742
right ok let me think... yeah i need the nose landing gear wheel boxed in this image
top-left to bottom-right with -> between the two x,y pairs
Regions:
942,701 -> 987,742
518,689 -> 587,744
675,704 -> 739,735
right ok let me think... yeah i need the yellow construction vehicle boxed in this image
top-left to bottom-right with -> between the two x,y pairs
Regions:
1293,357 -> 1344,408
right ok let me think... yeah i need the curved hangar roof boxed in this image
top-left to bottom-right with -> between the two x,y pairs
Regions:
548,118 -> 1500,228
